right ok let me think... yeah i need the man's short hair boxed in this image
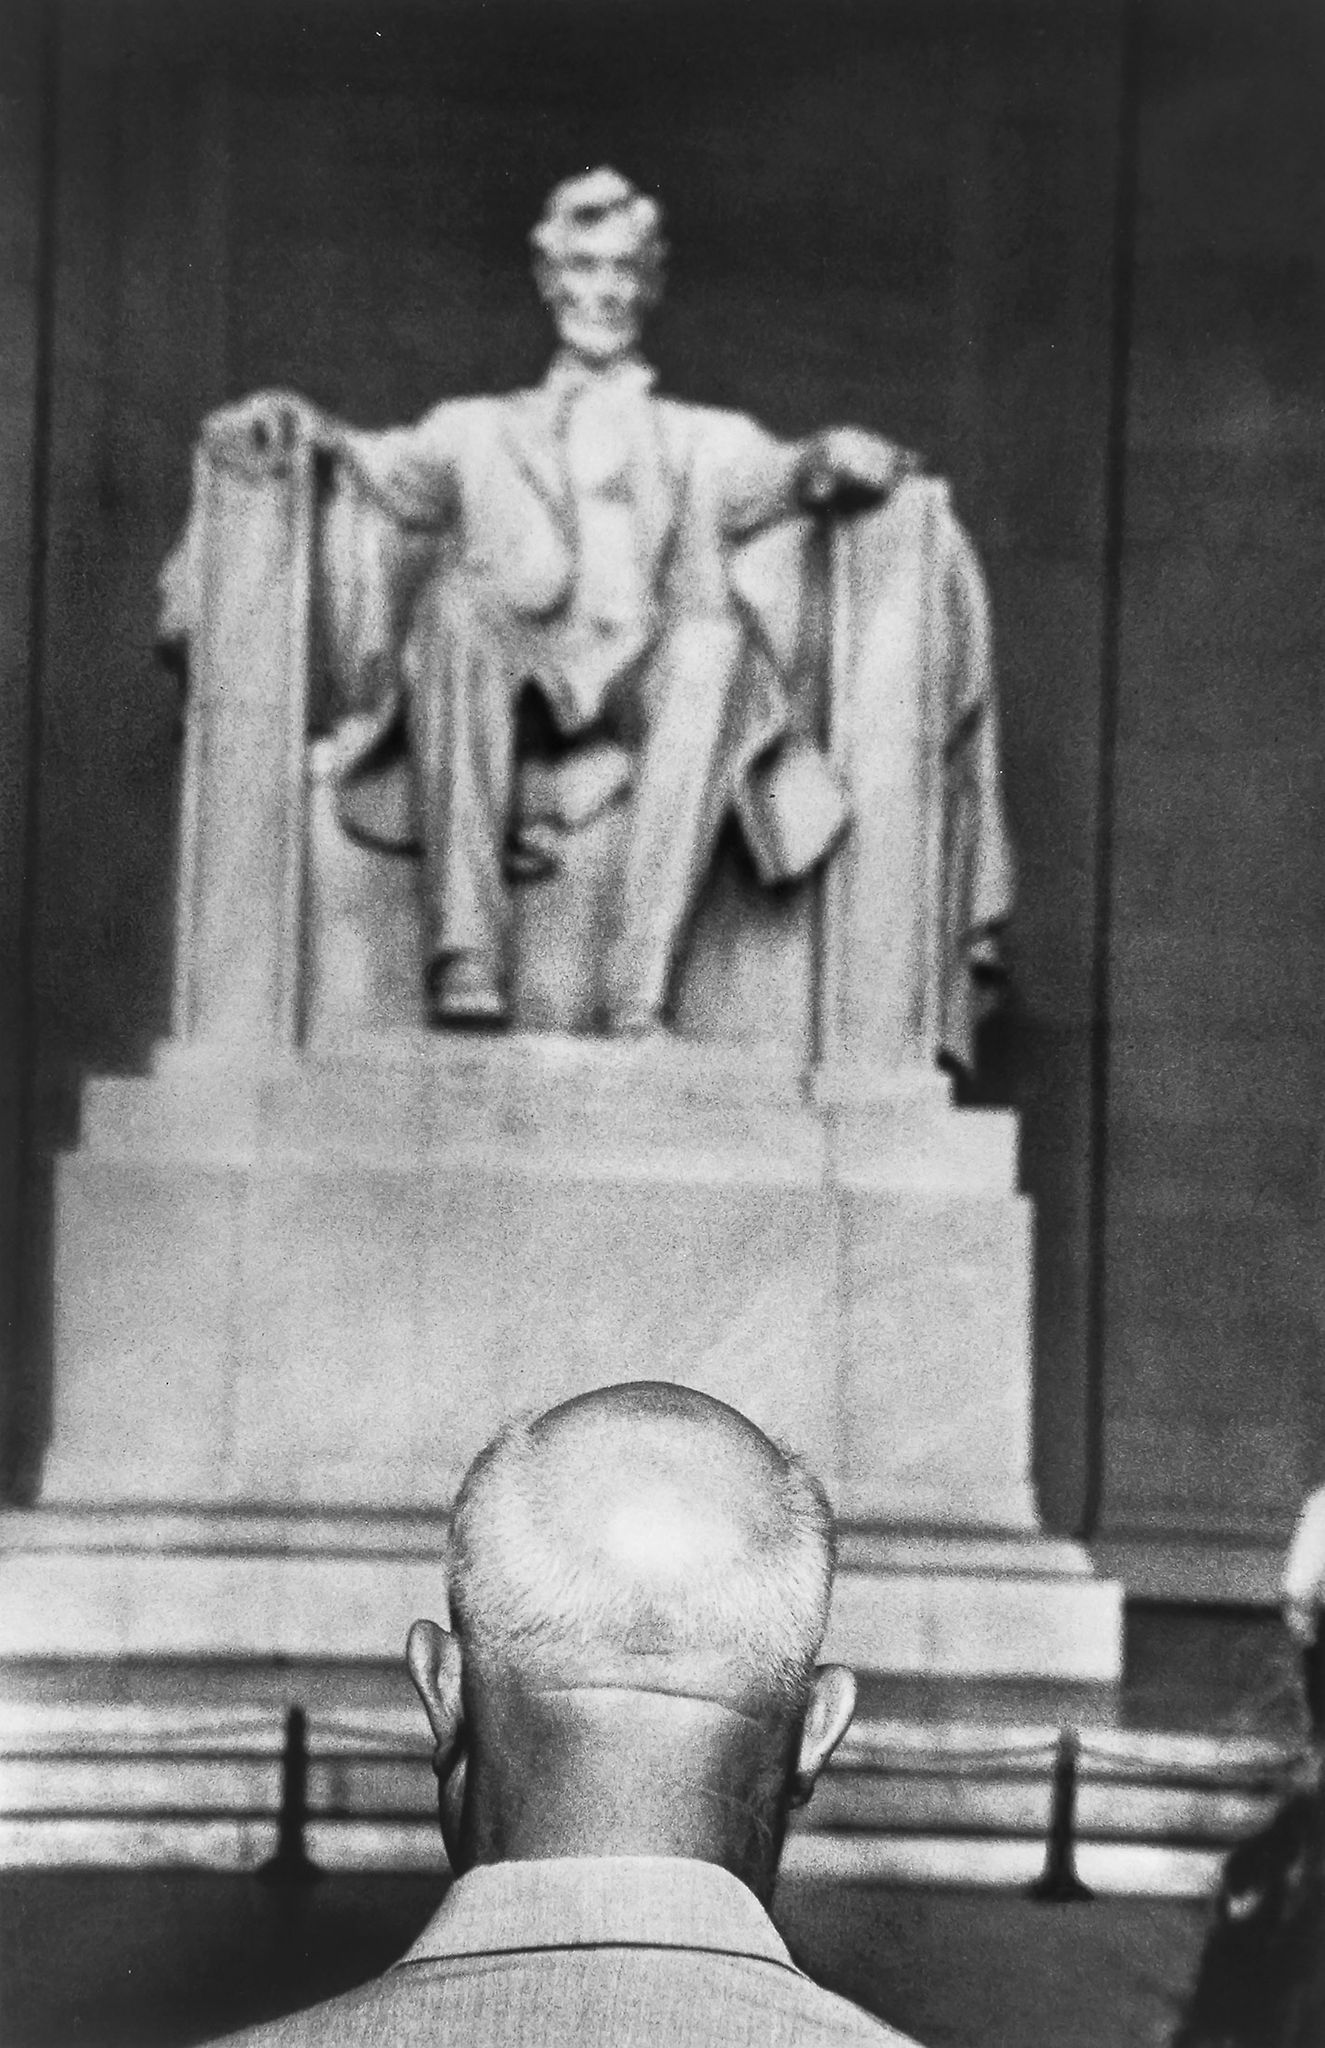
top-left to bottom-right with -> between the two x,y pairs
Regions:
448,1411 -> 835,1710
530,166 -> 667,306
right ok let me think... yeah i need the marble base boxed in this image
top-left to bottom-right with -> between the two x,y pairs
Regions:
30,1033 -> 1123,1679
1,1511 -> 1121,1679
43,1034 -> 1035,1527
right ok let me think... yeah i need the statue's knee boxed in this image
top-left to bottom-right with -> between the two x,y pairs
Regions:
406,571 -> 524,711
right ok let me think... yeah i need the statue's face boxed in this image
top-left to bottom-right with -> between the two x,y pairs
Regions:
545,213 -> 651,364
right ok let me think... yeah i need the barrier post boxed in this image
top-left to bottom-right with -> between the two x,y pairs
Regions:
1027,1728 -> 1094,1903
258,1705 -> 322,1885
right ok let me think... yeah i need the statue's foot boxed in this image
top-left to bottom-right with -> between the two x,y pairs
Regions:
604,1004 -> 668,1040
426,957 -> 508,1031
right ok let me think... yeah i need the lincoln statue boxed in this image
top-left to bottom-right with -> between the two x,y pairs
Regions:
163,167 -> 1009,1061
188,168 -> 918,1034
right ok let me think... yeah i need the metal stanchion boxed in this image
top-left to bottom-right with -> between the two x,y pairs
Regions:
258,1705 -> 323,1885
1027,1728 -> 1094,1904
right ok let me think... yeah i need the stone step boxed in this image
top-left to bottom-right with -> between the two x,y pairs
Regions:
46,1070 -> 1038,1522
0,1513 -> 1122,1680
74,1040 -> 1016,1190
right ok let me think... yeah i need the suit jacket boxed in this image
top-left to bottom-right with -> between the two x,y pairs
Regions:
339,359 -> 811,614
210,1854 -> 918,2047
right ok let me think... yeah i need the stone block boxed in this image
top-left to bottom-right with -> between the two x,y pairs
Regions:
0,1522 -> 1122,1679
260,1056 -> 437,1166
40,1037 -> 1054,1668
823,1556 -> 1121,1680
228,1167 -> 486,1505
464,1175 -> 841,1491
80,1064 -> 264,1159
827,1099 -> 1018,1193
41,1159 -> 244,1502
838,1190 -> 1036,1527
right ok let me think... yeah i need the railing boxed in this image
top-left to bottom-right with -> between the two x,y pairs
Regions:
223,1705 -> 1314,1900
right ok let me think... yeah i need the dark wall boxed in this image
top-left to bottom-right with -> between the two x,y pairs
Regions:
6,0 -> 1321,1542
0,4 -> 49,1494
1101,0 -> 1325,1537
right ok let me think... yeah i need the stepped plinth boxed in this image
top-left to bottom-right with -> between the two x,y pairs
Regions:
9,1031 -> 1121,1683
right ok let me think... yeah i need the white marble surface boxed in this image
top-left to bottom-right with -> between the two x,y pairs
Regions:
46,1039 -> 1027,1521
0,1530 -> 1122,1679
35,1033 -> 1095,1671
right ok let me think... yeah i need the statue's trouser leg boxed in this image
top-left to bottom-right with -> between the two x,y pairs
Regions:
607,613 -> 745,1028
408,574 -> 518,996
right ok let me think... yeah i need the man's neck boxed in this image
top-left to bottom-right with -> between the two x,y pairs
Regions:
460,1684 -> 793,1903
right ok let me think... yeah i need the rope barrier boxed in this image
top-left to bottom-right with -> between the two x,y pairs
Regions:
842,1739 -> 1060,1774
239,1702 -> 1308,1904
298,1719 -> 1307,1789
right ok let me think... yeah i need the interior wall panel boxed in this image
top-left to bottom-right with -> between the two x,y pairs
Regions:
1101,0 -> 1325,1538
0,0 -> 48,1492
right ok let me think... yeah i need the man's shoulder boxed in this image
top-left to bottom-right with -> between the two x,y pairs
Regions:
207,1960 -> 920,2048
203,1973 -> 405,2048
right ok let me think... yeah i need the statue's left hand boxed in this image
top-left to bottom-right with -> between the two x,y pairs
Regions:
798,428 -> 920,512
203,389 -> 326,475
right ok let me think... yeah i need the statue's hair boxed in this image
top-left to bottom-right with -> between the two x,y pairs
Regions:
448,1412 -> 836,1710
530,166 -> 667,307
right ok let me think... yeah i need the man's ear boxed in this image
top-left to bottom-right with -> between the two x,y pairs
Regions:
789,1664 -> 856,1807
406,1617 -> 465,1763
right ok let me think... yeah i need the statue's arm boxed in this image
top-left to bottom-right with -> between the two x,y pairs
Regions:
716,415 -> 919,538
202,389 -> 460,530
335,409 -> 461,530
182,391 -> 458,730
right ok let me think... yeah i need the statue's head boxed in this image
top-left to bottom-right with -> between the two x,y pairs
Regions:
530,167 -> 666,365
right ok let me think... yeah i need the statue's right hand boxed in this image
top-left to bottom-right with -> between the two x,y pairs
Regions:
203,389 -> 322,473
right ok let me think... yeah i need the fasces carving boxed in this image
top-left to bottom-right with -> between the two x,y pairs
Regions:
160,169 -> 1010,1066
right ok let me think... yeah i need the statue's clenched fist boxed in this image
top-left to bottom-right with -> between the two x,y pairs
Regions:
203,388 -> 326,473
797,427 -> 920,513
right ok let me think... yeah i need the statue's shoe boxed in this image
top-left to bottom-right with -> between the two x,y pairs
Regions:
426,958 -> 508,1030
603,1004 -> 667,1039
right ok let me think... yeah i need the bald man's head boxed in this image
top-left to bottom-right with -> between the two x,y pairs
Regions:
447,1383 -> 835,1712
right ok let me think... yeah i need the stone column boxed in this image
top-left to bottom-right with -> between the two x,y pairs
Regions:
172,440 -> 314,1048
817,481 -> 951,1087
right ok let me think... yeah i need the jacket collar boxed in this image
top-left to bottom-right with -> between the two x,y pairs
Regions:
394,1855 -> 802,1972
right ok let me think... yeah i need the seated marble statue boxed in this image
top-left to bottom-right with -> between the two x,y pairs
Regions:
166,168 -> 1011,1064
195,168 -> 917,1035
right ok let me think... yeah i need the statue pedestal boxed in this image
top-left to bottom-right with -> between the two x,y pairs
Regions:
17,438 -> 1125,1674
22,1034 -> 1122,1680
